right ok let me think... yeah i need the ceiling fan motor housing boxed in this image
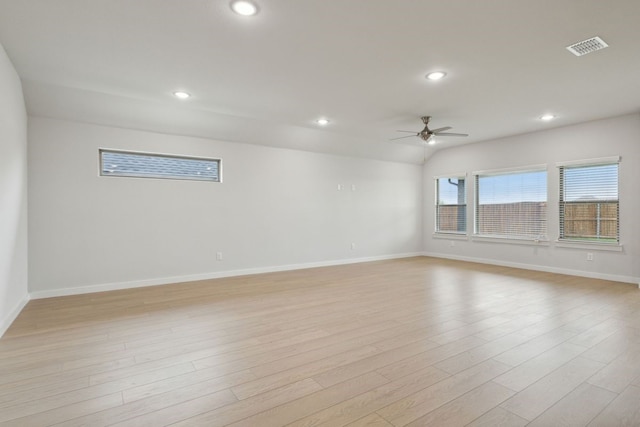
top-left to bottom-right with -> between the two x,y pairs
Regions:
419,132 -> 433,141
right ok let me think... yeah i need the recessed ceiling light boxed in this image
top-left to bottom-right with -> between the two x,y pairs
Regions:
540,114 -> 555,121
173,91 -> 191,99
426,71 -> 447,81
316,118 -> 329,125
231,1 -> 258,16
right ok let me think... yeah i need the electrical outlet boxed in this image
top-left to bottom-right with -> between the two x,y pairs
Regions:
351,184 -> 356,191
216,251 -> 223,261
337,184 -> 343,191
351,242 -> 356,250
587,252 -> 594,261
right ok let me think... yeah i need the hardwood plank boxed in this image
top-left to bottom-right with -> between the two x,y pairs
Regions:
404,381 -> 515,427
580,329 -> 640,364
344,413 -> 393,427
466,407 -> 529,427
587,344 -> 640,393
376,359 -> 511,426
374,335 -> 485,381
1,258 -> 638,427
171,378 -> 323,426
527,382 -> 617,427
0,393 -> 123,427
500,356 -> 606,420
492,328 -> 577,367
231,345 -> 380,400
588,385 -> 640,427
107,389 -> 238,427
312,339 -> 442,388
493,342 -> 587,391
433,332 -> 532,374
122,369 -> 256,404
286,365 -> 449,427
0,362 -> 193,419
226,372 -> 389,427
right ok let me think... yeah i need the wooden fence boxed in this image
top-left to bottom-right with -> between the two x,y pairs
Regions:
476,202 -> 546,236
438,201 -> 618,240
438,202 -> 546,235
562,201 -> 618,239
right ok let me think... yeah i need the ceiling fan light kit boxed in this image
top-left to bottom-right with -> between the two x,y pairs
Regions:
391,116 -> 469,144
426,71 -> 447,80
230,0 -> 259,16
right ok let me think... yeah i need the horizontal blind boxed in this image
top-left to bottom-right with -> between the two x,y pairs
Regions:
436,177 -> 466,233
474,169 -> 547,239
100,150 -> 221,182
559,162 -> 619,243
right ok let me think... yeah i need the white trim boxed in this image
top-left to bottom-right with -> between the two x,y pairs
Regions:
556,156 -> 620,168
28,252 -> 423,300
0,294 -> 30,338
422,252 -> 639,286
472,235 -> 550,246
555,241 -> 623,252
433,172 -> 467,179
99,148 -> 223,183
432,233 -> 469,241
472,163 -> 547,177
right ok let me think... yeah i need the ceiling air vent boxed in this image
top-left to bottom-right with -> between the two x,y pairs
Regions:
566,36 -> 609,56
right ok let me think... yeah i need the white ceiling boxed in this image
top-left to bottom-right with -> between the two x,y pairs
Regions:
1,0 -> 639,164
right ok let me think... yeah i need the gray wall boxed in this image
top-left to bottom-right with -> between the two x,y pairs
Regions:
424,114 -> 640,283
0,43 -> 28,336
27,117 -> 423,296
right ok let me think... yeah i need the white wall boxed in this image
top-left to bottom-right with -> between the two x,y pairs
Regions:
28,117 -> 423,296
424,113 -> 640,284
0,43 -> 29,337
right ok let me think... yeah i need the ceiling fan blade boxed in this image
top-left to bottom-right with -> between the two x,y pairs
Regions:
435,132 -> 469,137
390,134 -> 418,140
429,126 -> 451,133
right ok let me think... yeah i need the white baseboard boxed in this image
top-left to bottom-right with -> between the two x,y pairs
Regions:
29,252 -> 424,300
423,251 -> 640,286
0,294 -> 30,339
25,250 -> 640,305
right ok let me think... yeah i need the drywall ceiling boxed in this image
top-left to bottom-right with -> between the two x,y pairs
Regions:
1,0 -> 639,163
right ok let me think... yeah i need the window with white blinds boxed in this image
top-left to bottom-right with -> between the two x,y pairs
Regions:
474,167 -> 547,240
558,157 -> 619,244
435,176 -> 467,234
100,149 -> 221,182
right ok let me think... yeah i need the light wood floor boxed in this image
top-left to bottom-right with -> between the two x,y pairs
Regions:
2,257 -> 640,426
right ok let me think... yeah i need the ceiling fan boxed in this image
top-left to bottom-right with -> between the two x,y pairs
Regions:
391,116 -> 468,144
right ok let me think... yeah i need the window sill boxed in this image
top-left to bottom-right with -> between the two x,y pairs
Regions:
472,235 -> 550,246
432,233 -> 469,241
555,241 -> 623,252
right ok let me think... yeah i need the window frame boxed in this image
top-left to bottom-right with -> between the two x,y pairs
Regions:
472,164 -> 548,242
557,156 -> 620,247
99,149 -> 222,183
434,173 -> 468,235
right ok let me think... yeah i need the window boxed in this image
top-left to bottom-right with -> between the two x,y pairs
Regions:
558,157 -> 619,244
100,149 -> 221,182
435,176 -> 467,234
474,166 -> 547,240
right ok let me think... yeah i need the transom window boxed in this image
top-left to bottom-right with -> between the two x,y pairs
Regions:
474,166 -> 547,240
100,149 -> 221,182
